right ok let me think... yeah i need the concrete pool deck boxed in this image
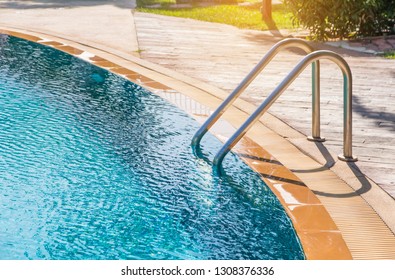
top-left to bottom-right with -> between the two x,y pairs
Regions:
1,0 -> 395,259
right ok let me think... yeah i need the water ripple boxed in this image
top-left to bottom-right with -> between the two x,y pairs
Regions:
0,34 -> 304,260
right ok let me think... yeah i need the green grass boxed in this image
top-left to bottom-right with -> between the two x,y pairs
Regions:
383,51 -> 395,59
136,0 -> 295,31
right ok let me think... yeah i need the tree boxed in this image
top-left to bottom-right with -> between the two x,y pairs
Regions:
283,0 -> 391,40
261,0 -> 277,30
261,0 -> 272,22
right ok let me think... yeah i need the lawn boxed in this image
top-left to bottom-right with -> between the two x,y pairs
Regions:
136,0 -> 295,31
383,51 -> 395,59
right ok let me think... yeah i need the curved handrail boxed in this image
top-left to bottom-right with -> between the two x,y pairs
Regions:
191,38 -> 319,152
213,50 -> 357,172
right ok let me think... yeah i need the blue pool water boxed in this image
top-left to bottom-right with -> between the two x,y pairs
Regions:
0,34 -> 304,260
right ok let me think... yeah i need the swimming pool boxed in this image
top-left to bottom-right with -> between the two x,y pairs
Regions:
0,34 -> 304,260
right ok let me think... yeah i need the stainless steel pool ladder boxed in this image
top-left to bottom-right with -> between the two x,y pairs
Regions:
191,38 -> 358,171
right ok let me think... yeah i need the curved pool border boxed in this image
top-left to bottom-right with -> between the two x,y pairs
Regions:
1,27 -> 395,260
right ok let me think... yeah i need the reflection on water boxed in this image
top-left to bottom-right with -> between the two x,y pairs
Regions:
0,34 -> 304,260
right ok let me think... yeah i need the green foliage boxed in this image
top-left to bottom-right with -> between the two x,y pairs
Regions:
377,0 -> 395,33
284,0 -> 395,40
383,50 -> 395,59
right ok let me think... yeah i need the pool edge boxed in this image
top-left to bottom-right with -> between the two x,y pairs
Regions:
2,27 -> 395,260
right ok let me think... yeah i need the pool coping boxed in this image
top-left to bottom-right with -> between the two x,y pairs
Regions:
2,27 -> 395,260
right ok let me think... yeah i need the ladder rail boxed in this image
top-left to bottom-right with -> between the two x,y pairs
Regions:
213,50 -> 357,171
191,38 -> 318,151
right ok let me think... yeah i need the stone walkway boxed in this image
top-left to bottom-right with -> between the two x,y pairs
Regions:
0,0 -> 394,199
0,0 -> 138,54
133,13 -> 395,198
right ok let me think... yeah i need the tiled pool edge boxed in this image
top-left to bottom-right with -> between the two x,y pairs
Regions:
2,28 -> 395,259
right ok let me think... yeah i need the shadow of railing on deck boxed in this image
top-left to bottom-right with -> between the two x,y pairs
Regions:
291,141 -> 372,198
